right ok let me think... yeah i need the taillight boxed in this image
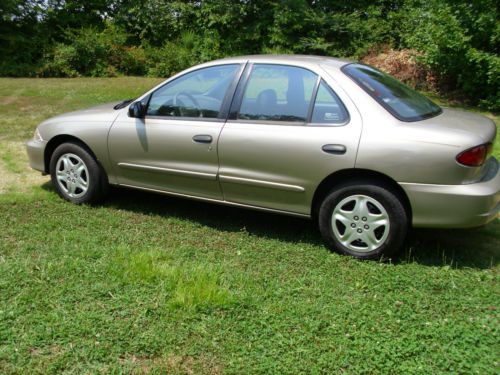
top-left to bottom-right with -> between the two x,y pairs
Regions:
456,143 -> 492,167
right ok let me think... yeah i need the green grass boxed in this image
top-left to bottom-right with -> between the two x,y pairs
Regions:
0,78 -> 499,374
0,147 -> 22,174
0,77 -> 163,141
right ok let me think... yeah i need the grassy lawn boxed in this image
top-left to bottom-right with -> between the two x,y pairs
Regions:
0,77 -> 498,374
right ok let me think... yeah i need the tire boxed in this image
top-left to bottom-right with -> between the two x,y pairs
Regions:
318,182 -> 408,260
49,142 -> 108,204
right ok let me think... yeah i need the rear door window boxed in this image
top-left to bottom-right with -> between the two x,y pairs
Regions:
238,64 -> 317,122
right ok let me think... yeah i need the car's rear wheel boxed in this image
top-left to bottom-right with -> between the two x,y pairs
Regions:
318,182 -> 408,260
50,142 -> 108,204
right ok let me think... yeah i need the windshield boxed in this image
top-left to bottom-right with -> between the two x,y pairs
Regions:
341,63 -> 442,122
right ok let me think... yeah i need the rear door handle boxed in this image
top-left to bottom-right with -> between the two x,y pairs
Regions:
192,134 -> 213,144
322,144 -> 346,155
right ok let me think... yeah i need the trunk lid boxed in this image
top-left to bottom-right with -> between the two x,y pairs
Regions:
421,108 -> 496,145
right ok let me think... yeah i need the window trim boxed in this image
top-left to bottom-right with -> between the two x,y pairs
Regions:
144,63 -> 246,122
145,116 -> 224,123
341,62 -> 442,122
306,76 -> 321,123
228,63 -> 253,120
228,63 -> 350,127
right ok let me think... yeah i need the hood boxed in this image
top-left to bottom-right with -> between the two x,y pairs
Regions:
420,108 -> 496,145
44,101 -> 124,124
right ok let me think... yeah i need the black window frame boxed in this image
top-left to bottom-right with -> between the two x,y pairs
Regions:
341,62 -> 442,122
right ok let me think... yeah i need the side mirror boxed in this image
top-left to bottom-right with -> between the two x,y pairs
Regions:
128,101 -> 146,118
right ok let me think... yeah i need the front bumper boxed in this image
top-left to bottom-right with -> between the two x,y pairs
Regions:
400,158 -> 500,228
26,139 -> 47,174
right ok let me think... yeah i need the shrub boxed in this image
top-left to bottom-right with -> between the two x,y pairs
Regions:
39,24 -> 147,77
120,46 -> 148,76
397,0 -> 499,111
462,49 -> 499,111
38,44 -> 80,77
145,31 -> 220,78
361,48 -> 436,90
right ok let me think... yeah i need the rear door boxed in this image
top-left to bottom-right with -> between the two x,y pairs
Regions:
108,63 -> 243,200
217,63 -> 362,215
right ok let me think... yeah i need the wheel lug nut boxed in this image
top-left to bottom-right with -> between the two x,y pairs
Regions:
351,223 -> 356,228
364,225 -> 369,229
357,229 -> 362,233
362,217 -> 367,221
354,216 -> 359,220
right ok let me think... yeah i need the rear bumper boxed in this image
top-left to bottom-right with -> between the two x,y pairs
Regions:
26,139 -> 47,174
400,158 -> 500,228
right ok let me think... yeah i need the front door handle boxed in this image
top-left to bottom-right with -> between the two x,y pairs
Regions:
192,134 -> 213,144
322,144 -> 346,155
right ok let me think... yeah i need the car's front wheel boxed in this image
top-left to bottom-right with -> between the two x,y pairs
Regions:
50,142 -> 108,204
318,182 -> 408,260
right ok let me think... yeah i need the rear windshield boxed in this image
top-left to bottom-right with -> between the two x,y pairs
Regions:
341,63 -> 442,122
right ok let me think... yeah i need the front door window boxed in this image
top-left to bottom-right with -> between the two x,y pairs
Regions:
147,64 -> 240,118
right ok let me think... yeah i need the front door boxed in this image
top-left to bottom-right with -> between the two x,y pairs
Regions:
108,63 -> 242,200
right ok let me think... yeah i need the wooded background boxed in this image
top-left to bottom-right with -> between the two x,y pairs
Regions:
0,0 -> 498,110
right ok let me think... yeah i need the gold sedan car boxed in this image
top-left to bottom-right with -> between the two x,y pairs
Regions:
26,55 -> 499,259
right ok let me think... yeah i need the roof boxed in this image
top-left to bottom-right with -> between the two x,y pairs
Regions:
210,54 -> 354,69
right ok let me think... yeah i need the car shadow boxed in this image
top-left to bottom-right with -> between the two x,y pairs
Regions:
42,183 -> 499,270
401,226 -> 499,269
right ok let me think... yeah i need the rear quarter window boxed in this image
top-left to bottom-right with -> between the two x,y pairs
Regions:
311,80 -> 349,124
